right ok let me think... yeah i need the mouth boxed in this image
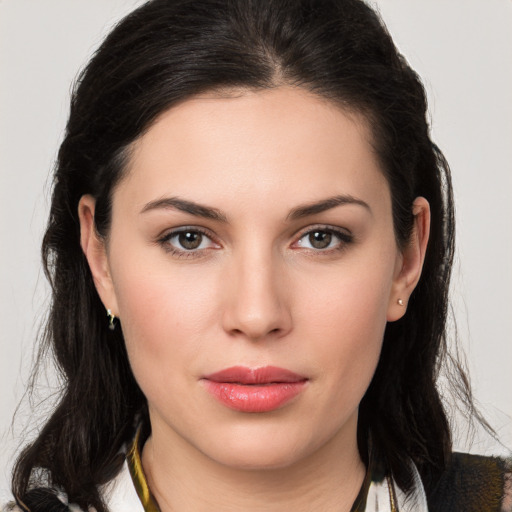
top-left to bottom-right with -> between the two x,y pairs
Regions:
202,366 -> 308,413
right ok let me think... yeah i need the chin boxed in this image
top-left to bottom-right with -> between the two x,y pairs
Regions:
199,424 -> 323,472
212,445 -> 306,471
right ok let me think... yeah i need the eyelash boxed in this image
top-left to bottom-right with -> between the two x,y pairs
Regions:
157,225 -> 353,258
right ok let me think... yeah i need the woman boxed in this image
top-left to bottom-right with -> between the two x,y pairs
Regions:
4,0 -> 511,511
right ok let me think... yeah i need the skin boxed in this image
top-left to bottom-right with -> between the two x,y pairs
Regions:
79,86 -> 429,511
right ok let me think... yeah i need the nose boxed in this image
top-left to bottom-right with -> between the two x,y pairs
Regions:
221,249 -> 292,341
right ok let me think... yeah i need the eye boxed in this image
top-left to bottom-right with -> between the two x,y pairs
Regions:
160,228 -> 218,253
296,227 -> 352,251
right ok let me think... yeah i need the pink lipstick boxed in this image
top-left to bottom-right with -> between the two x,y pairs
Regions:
202,366 -> 307,413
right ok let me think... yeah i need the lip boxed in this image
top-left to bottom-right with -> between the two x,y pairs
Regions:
202,366 -> 308,413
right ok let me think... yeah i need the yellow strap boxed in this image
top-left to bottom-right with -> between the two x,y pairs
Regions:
126,428 -> 161,512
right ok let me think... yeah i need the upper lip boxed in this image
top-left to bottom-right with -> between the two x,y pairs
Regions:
203,366 -> 307,384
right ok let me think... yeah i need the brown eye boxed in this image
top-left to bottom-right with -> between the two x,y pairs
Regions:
308,231 -> 332,249
295,227 -> 353,252
178,231 -> 203,249
160,228 -> 220,255
160,227 -> 219,255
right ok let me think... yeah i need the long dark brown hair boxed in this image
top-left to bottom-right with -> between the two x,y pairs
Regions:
12,0 -> 473,510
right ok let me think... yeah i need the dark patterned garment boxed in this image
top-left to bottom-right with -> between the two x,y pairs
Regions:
427,452 -> 512,511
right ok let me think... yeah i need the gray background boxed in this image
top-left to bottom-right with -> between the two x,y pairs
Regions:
1,0 -> 511,499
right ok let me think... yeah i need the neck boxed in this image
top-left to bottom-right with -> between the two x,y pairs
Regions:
141,415 -> 366,512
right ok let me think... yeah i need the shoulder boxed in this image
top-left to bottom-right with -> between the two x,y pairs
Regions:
427,452 -> 512,512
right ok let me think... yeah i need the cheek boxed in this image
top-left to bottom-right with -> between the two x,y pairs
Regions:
297,251 -> 394,341
296,257 -> 394,404
109,253 -> 221,393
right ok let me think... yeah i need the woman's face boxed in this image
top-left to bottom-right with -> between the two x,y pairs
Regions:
82,86 -> 424,470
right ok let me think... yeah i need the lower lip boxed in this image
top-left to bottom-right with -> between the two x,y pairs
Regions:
202,380 -> 307,413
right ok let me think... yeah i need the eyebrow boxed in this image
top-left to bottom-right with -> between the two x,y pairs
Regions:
140,194 -> 371,223
287,194 -> 371,220
140,197 -> 228,222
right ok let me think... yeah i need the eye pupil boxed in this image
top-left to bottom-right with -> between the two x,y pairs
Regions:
309,231 -> 332,249
179,231 -> 202,249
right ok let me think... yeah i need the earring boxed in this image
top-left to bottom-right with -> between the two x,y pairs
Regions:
107,309 -> 116,331
397,298 -> 405,306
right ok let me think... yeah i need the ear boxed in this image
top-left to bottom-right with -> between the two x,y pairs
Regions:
387,196 -> 430,322
78,195 -> 119,316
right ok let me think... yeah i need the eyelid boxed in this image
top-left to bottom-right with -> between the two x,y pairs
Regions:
159,225 -> 215,240
292,223 -> 353,240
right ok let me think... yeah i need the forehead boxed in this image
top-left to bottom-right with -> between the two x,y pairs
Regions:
116,86 -> 390,216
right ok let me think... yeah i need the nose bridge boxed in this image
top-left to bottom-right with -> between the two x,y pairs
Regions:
222,241 -> 291,340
